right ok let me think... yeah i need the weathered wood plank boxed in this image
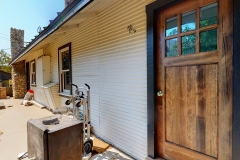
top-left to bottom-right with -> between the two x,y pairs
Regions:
218,0 -> 233,159
165,67 -> 174,143
186,65 -> 197,151
164,51 -> 218,67
196,65 -> 206,153
205,64 -> 218,157
165,142 -> 216,160
165,65 -> 218,157
156,0 -> 233,159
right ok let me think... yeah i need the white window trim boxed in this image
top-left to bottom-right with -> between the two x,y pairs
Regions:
30,60 -> 36,86
59,44 -> 71,95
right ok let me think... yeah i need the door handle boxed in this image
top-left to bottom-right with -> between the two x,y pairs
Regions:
157,90 -> 163,97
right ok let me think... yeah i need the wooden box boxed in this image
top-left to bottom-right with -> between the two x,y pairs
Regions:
27,116 -> 83,160
0,87 -> 6,99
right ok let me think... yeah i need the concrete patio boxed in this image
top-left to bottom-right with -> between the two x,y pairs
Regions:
0,98 -> 53,160
0,98 -> 132,160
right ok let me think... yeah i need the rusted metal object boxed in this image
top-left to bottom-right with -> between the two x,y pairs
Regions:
27,115 -> 83,160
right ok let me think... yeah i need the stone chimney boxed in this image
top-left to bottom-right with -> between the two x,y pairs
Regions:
10,28 -> 24,60
10,28 -> 26,99
65,0 -> 74,7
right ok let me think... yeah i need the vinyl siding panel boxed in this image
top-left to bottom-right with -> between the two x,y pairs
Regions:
45,1 -> 153,159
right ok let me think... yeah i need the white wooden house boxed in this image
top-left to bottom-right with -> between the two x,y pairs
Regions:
10,0 -> 240,159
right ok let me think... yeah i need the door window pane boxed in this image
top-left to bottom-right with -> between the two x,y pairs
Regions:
166,38 -> 178,57
200,3 -> 218,28
181,10 -> 196,32
64,71 -> 71,90
200,29 -> 217,52
166,16 -> 178,37
182,34 -> 196,55
62,50 -> 70,70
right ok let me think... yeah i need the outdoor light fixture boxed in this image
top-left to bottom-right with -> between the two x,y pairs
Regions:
127,25 -> 136,33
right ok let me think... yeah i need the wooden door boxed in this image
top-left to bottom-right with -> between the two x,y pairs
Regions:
156,0 -> 233,159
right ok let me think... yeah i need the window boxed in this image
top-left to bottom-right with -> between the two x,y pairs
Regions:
164,2 -> 218,57
58,43 -> 72,94
30,60 -> 36,86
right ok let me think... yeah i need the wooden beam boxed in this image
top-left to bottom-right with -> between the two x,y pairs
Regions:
46,32 -> 65,41
35,32 -> 65,47
70,12 -> 97,21
54,24 -> 79,34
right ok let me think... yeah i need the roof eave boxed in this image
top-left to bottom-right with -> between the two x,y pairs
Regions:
10,0 -> 93,65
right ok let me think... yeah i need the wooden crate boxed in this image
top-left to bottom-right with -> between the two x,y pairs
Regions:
0,87 -> 7,99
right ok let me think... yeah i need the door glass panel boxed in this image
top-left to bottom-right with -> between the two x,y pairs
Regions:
62,50 -> 70,70
64,71 -> 71,90
166,16 -> 178,37
200,29 -> 217,52
182,34 -> 196,55
166,38 -> 178,57
181,10 -> 196,32
200,3 -> 218,28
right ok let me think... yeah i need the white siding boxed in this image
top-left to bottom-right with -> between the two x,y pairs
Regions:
24,49 -> 49,106
42,83 -> 61,110
45,1 -> 153,159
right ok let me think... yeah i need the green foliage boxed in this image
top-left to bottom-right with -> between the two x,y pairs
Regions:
0,50 -> 12,73
200,16 -> 218,28
166,38 -> 178,57
182,34 -> 196,55
200,29 -> 217,52
167,28 -> 178,37
199,17 -> 218,52
181,26 -> 196,55
166,28 -> 178,57
166,17 -> 218,57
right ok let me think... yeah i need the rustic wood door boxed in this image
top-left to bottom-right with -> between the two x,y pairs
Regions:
156,0 -> 233,159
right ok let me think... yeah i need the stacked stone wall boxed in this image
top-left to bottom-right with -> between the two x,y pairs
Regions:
10,28 -> 26,98
10,28 -> 24,60
12,60 -> 26,98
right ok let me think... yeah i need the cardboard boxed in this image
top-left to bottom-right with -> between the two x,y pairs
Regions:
92,137 -> 110,153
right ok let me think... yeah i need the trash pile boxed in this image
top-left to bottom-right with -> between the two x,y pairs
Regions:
21,90 -> 34,106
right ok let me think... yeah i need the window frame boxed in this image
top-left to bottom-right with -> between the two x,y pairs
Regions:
163,2 -> 218,57
30,60 -> 36,86
58,43 -> 72,95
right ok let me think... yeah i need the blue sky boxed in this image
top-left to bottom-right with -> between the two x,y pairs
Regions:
0,0 -> 65,55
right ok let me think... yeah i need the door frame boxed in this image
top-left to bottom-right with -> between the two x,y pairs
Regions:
145,0 -> 238,159
26,62 -> 30,91
233,0 -> 240,159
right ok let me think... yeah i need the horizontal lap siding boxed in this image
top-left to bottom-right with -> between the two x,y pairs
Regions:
98,1 -> 148,159
45,0 -> 154,159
